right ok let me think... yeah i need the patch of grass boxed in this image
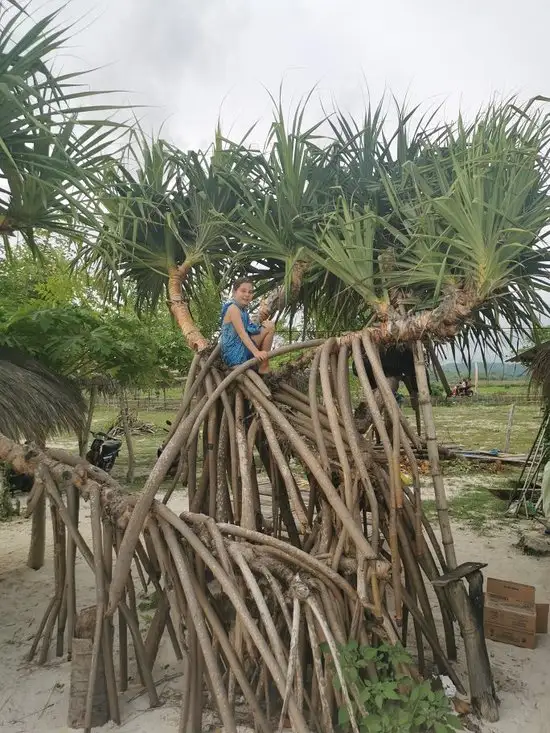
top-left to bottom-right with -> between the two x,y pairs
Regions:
442,457 -> 481,477
476,380 -> 529,395
442,458 -> 518,480
423,489 -> 509,533
404,402 -> 541,454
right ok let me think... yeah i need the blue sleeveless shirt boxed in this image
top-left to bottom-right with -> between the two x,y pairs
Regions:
219,300 -> 262,367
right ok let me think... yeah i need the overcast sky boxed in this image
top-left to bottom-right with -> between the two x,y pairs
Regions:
54,0 -> 550,151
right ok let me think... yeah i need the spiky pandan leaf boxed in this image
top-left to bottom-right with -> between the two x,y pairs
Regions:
374,99 -> 550,342
83,132 -> 247,309
0,3 -> 128,253
227,97 -> 336,302
288,97 -> 550,343
311,199 -> 380,305
0,347 -> 85,443
513,338 -> 550,399
83,92 -> 550,353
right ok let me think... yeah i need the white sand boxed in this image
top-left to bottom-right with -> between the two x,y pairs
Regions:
0,492 -> 548,733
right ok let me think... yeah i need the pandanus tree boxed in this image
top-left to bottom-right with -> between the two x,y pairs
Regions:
0,3 -> 127,252
3,7 -> 550,726
56,95 -> 546,732
86,131 -> 255,346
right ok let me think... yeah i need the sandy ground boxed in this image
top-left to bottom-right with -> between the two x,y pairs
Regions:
0,491 -> 548,733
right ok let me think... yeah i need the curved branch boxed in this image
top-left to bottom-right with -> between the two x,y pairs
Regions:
257,260 -> 309,322
167,264 -> 209,351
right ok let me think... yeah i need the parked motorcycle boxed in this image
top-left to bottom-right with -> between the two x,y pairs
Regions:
86,430 -> 122,473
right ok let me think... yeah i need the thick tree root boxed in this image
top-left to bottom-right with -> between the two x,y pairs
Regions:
0,331 -> 498,730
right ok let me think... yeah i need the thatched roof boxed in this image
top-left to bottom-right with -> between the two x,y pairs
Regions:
509,339 -> 550,398
77,373 -> 118,397
508,343 -> 546,365
0,348 -> 85,443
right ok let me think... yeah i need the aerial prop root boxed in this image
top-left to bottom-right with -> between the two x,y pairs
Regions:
0,323 -> 499,725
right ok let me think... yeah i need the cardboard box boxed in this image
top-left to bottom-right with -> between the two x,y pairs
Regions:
484,578 -> 548,649
484,595 -> 536,634
536,603 -> 549,634
483,622 -> 536,649
486,577 -> 534,606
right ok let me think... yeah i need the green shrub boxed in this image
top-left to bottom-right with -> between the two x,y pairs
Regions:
0,468 -> 19,521
329,641 -> 462,733
430,381 -> 447,399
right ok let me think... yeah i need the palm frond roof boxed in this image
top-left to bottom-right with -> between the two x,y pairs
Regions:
0,348 -> 85,444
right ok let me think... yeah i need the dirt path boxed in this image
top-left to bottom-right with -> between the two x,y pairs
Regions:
0,495 -> 548,733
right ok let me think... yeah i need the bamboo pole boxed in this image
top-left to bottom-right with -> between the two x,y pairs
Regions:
412,340 -> 457,568
66,484 -> 79,660
235,387 -> 256,530
412,343 -> 498,720
84,489 -> 106,733
162,521 -> 238,733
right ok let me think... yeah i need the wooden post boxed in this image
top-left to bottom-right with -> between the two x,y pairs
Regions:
68,606 -> 109,729
119,387 -> 135,484
433,563 -> 498,721
504,404 -> 515,453
27,488 -> 46,570
412,341 -> 456,568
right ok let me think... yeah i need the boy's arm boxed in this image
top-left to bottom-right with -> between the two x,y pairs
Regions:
227,305 -> 263,357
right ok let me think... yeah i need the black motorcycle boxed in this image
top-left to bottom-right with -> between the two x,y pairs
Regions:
86,431 -> 122,473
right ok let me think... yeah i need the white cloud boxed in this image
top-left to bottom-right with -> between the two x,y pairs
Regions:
54,0 -> 550,149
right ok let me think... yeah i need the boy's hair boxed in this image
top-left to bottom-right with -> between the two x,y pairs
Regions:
232,278 -> 254,292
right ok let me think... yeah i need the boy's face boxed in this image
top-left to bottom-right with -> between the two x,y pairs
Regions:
233,282 -> 254,307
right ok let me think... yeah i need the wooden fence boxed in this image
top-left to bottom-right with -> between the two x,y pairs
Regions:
96,391 -> 540,413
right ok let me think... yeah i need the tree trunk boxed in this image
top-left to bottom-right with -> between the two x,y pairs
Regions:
27,487 -> 46,570
79,386 -> 97,458
427,342 -> 452,397
119,388 -> 135,485
257,260 -> 309,322
371,286 -> 478,344
168,264 -> 209,351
